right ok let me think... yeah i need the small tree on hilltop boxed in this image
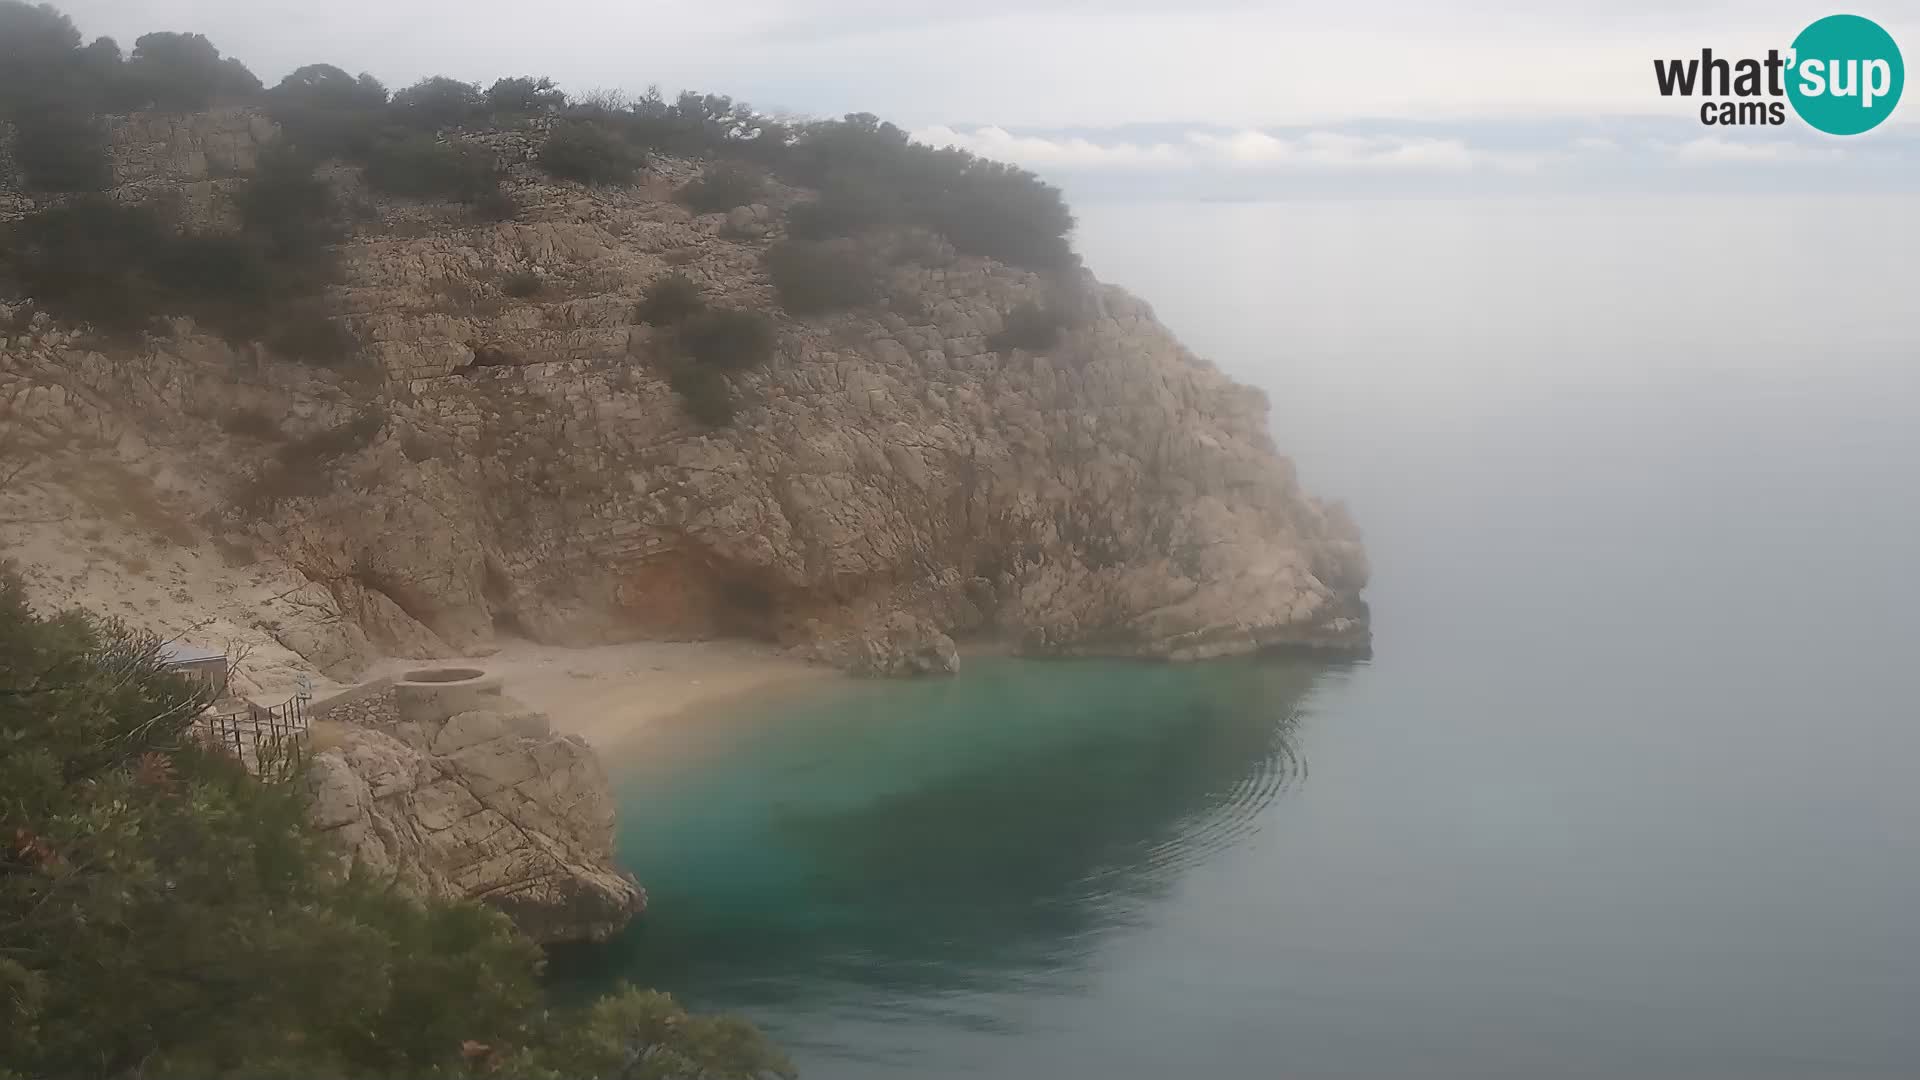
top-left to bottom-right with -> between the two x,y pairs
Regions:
123,31 -> 260,110
391,75 -> 485,130
0,1 -> 83,71
268,63 -> 390,160
275,62 -> 389,110
486,75 -> 566,116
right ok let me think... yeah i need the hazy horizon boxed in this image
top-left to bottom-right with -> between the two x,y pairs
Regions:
39,0 -> 1920,200
584,189 -> 1920,1080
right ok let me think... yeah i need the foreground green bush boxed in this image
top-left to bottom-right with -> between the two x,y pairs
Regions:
0,569 -> 793,1079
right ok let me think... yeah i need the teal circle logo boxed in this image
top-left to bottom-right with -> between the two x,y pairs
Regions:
1787,14 -> 1904,135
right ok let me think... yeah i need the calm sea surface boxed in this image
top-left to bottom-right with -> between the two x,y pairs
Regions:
555,196 -> 1920,1078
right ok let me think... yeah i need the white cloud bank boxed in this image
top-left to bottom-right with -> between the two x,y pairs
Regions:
911,126 -> 1193,169
913,125 -> 1562,174
1664,136 -> 1845,165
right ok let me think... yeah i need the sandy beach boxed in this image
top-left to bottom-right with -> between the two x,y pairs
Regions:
371,638 -> 841,750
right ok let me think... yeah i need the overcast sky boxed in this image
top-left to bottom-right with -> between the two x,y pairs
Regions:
51,0 -> 1920,196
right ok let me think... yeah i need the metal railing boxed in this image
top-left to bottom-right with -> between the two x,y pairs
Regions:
195,691 -> 312,780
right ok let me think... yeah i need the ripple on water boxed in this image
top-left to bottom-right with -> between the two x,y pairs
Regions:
1135,728 -> 1308,879
549,655 -> 1335,1048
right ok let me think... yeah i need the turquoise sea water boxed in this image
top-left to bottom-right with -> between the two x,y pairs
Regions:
556,196 -> 1920,1078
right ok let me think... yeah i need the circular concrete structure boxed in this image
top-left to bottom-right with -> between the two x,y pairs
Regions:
401,667 -> 488,683
393,667 -> 505,726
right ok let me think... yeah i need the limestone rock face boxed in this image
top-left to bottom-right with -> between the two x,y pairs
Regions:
109,107 -> 278,187
330,579 -> 457,659
0,112 -> 1371,682
306,682 -> 643,943
800,611 -> 963,676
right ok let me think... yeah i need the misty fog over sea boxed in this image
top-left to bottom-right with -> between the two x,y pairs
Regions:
565,194 -> 1920,1079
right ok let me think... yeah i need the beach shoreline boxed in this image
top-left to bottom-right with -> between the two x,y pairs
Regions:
369,637 -> 841,750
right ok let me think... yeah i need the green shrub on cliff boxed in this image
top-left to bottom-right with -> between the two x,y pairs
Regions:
636,272 -> 706,325
240,146 -> 345,259
679,307 -> 775,372
263,306 -> 360,366
1,198 -> 188,333
0,155 -> 346,350
669,363 -> 738,428
0,568 -> 793,1079
362,134 -> 503,203
677,160 -> 765,213
660,308 -> 773,428
625,89 -> 789,162
781,113 -> 1076,270
765,240 -> 880,315
10,106 -> 113,192
784,176 -> 902,243
989,300 -> 1070,352
539,121 -> 646,186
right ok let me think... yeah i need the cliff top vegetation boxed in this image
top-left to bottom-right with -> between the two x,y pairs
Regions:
0,0 -> 1076,349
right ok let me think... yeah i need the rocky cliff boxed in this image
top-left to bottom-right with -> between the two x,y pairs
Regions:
0,108 -> 1369,688
305,672 -> 644,943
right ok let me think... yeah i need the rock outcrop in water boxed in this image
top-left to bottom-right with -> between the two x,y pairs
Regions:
0,108 -> 1370,685
305,672 -> 644,943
